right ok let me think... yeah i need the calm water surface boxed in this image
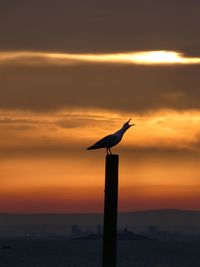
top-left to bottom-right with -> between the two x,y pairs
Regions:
1,240 -> 200,267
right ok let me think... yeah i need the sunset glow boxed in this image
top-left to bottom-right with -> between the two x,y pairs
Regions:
1,50 -> 200,66
1,108 -> 200,212
0,108 -> 200,151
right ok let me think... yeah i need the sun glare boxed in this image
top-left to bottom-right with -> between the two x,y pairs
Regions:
130,51 -> 184,64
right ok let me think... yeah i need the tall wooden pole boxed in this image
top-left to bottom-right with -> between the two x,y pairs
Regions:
102,154 -> 119,267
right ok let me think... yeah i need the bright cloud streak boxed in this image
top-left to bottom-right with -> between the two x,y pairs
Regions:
1,50 -> 200,66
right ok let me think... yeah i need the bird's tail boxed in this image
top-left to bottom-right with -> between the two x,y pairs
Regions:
87,145 -> 96,150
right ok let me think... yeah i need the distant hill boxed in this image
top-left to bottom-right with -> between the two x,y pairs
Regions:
1,209 -> 200,237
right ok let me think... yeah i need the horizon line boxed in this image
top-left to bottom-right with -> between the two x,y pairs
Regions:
1,208 -> 200,215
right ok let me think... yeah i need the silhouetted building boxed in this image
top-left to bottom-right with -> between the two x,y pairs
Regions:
71,225 -> 82,237
97,224 -> 103,235
148,226 -> 157,235
140,226 -> 199,241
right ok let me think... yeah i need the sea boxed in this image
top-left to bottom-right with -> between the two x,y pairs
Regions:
1,240 -> 200,267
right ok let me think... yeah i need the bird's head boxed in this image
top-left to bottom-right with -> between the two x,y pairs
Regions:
123,119 -> 135,130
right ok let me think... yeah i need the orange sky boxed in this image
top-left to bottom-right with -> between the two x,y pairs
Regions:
1,109 -> 200,212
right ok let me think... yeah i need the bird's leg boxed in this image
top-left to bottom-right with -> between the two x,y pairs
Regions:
108,147 -> 112,155
106,148 -> 109,155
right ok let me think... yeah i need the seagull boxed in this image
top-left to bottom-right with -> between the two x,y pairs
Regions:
87,119 -> 135,155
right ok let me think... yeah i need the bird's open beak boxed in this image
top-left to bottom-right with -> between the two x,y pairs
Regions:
127,118 -> 135,126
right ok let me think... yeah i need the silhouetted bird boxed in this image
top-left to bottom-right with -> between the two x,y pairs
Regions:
87,119 -> 134,154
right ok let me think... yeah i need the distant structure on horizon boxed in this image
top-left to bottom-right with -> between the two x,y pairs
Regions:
139,226 -> 200,241
71,225 -> 82,237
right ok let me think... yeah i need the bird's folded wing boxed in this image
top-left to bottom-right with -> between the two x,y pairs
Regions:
93,134 -> 118,148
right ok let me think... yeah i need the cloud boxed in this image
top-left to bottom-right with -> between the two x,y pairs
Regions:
0,109 -> 200,158
1,51 -> 200,66
0,0 -> 199,55
0,1 -> 199,113
0,118 -> 44,124
0,62 -> 200,112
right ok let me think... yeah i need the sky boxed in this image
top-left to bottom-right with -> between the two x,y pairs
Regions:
1,0 -> 200,213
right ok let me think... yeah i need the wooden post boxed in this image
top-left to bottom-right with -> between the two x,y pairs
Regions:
102,154 -> 119,267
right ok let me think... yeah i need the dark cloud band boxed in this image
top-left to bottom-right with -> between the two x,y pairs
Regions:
0,64 -> 200,112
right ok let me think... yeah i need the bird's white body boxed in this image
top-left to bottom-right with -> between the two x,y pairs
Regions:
87,119 -> 134,154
